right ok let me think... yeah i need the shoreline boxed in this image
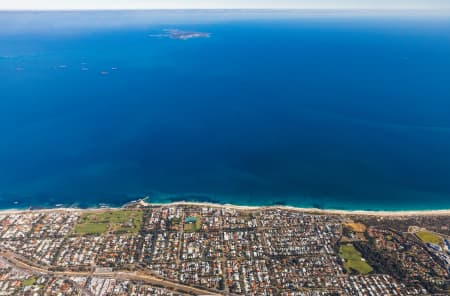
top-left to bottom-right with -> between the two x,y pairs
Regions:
147,201 -> 450,216
0,200 -> 450,217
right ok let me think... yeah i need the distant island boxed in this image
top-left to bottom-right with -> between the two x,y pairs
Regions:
149,29 -> 211,40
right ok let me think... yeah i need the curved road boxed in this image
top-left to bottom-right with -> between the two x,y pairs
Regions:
0,250 -> 220,295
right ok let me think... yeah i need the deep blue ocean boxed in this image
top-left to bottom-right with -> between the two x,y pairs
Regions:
1,11 -> 450,210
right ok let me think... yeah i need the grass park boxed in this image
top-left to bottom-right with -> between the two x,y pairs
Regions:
184,215 -> 202,232
339,244 -> 373,275
416,230 -> 443,245
75,210 -> 143,235
22,277 -> 36,286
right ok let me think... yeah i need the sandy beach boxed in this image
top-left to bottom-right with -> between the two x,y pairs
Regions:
1,201 -> 450,217
150,201 -> 450,217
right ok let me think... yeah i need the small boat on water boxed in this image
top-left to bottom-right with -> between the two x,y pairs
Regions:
13,201 -> 19,205
55,204 -> 63,207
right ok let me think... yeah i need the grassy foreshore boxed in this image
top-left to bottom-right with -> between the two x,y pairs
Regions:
0,200 -> 450,216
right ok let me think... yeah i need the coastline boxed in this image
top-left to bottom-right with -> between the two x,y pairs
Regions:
146,201 -> 450,216
0,200 -> 450,217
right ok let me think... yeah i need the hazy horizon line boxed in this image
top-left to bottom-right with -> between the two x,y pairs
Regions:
1,8 -> 449,15
1,8 -> 448,11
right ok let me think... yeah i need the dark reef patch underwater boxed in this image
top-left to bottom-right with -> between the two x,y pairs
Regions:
1,11 -> 450,210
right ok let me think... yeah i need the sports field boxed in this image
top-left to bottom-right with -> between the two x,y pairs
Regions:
416,231 -> 442,245
75,210 -> 143,235
339,244 -> 373,275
